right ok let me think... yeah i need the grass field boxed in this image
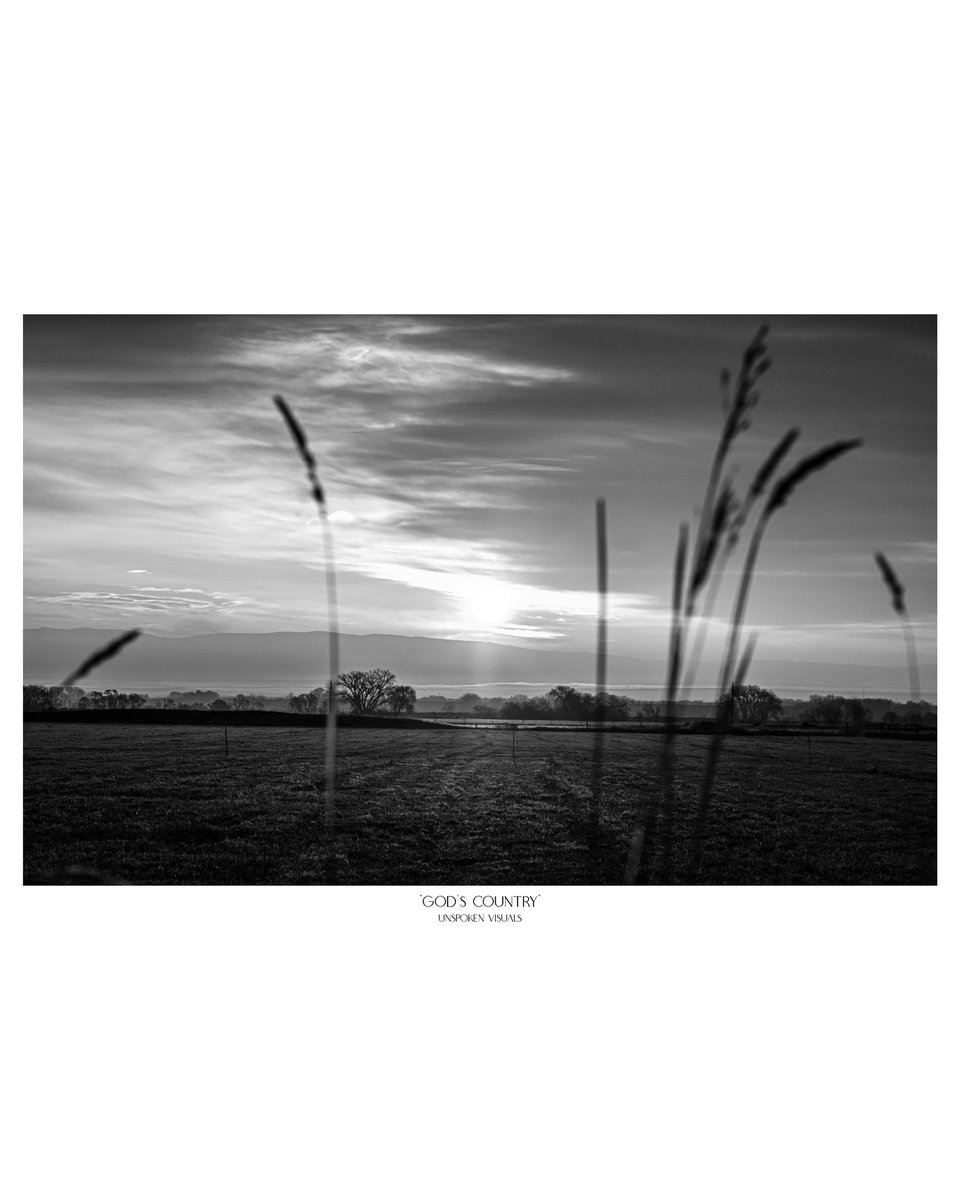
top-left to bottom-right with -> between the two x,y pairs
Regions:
23,721 -> 936,884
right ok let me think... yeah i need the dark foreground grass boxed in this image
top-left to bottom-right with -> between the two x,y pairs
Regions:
23,723 -> 936,885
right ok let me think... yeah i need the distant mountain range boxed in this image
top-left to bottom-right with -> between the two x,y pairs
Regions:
23,627 -> 936,701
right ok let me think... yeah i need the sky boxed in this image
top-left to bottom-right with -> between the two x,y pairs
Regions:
23,315 -> 937,694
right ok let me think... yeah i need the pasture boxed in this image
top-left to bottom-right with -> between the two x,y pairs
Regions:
23,721 -> 936,885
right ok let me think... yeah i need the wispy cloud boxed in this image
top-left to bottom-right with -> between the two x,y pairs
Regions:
228,319 -> 579,394
27,587 -> 250,619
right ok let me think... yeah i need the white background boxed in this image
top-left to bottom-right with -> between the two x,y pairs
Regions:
8,2 -> 954,1197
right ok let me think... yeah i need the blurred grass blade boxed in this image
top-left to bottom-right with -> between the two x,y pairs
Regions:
874,551 -> 905,614
626,521 -> 687,884
590,498 -> 608,849
273,394 -> 339,862
61,630 -> 141,689
874,551 -> 921,702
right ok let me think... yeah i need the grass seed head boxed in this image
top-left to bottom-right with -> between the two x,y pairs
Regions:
875,552 -> 906,614
718,325 -> 771,457
274,394 -> 326,507
765,439 -> 863,517
62,629 -> 141,689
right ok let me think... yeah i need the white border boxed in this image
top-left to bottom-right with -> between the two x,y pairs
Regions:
9,2 -> 952,1197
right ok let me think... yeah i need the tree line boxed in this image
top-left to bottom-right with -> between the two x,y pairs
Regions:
22,685 -> 268,712
23,674 -> 936,727
796,693 -> 935,729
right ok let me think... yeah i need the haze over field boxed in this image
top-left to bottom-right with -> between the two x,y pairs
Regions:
23,316 -> 936,698
23,626 -> 936,704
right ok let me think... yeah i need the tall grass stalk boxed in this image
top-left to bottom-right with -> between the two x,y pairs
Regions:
716,440 -> 863,706
590,498 -> 607,847
625,521 -> 687,884
874,552 -> 921,703
687,325 -> 769,619
625,325 -> 862,883
273,395 -> 340,850
629,331 -> 768,884
680,428 -> 800,697
686,438 -> 862,880
686,633 -> 757,879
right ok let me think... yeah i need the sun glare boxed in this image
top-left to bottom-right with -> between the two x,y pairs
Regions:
459,578 -> 517,631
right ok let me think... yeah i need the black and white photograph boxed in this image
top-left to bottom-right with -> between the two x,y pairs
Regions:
10,3 -> 953,1198
23,315 -> 936,885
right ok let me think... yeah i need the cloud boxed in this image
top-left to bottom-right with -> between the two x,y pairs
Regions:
27,587 -> 249,618
227,319 -> 579,394
352,562 -> 653,625
496,624 -> 564,640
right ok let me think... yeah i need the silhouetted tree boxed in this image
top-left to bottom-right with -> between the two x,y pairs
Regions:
387,684 -> 417,714
547,685 -> 591,720
593,692 -> 630,721
841,698 -> 867,732
337,668 -> 396,715
903,701 -> 924,727
729,683 -> 784,724
803,694 -> 845,726
500,696 -> 554,720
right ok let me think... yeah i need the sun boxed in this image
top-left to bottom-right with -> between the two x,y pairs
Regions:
459,578 -> 517,630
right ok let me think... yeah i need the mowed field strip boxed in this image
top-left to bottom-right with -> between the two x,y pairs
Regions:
23,723 -> 935,885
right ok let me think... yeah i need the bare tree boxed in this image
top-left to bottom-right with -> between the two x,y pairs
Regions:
729,683 -> 784,724
337,668 -> 397,716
